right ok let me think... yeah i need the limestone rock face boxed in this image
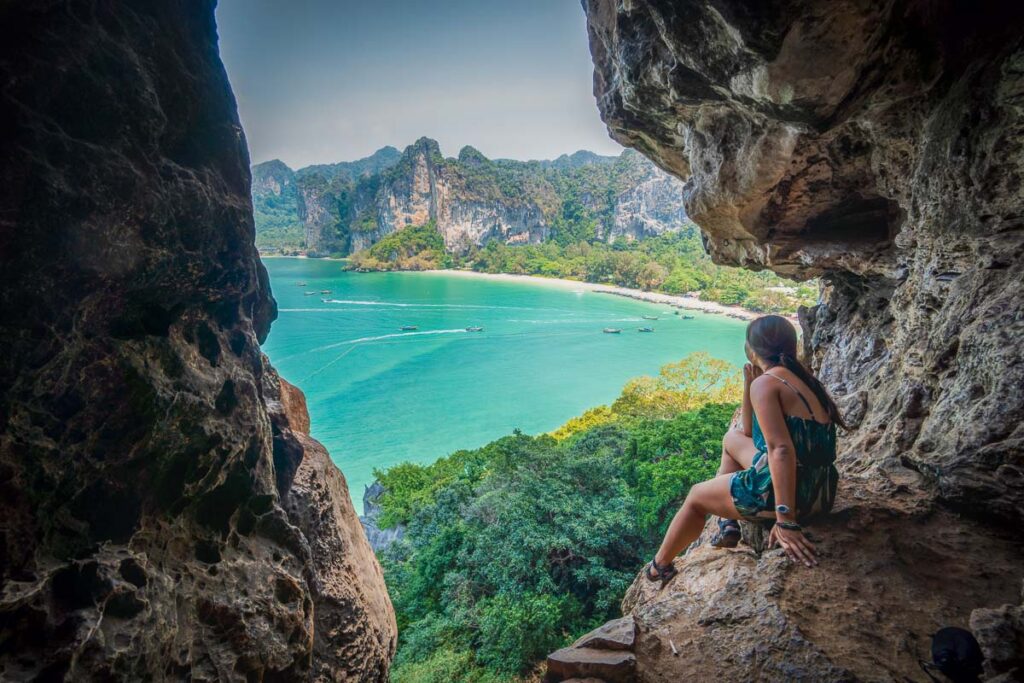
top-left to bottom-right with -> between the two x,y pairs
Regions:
605,491 -> 1021,682
252,159 -> 296,199
374,141 -> 439,239
605,163 -> 688,243
576,0 -> 1024,679
971,582 -> 1024,682
298,183 -> 339,256
353,138 -> 553,254
252,142 -> 691,256
0,2 -> 393,680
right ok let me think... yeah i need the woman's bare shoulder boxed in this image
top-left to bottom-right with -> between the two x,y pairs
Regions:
749,373 -> 780,397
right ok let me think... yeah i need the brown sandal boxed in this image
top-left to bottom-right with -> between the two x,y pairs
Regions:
645,558 -> 678,588
710,519 -> 741,549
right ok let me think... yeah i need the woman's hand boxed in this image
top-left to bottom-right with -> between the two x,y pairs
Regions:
769,524 -> 818,567
743,363 -> 762,386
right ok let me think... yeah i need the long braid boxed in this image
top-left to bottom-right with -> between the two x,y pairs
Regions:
778,353 -> 848,430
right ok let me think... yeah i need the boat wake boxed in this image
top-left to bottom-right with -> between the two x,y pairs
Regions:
303,328 -> 469,355
507,317 -> 642,324
347,329 -> 468,344
279,308 -> 389,313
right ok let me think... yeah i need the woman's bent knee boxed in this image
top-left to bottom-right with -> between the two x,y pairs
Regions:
685,482 -> 711,513
724,428 -> 744,450
687,475 -> 740,519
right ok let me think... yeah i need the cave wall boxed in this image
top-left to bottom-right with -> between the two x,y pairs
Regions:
0,1 -> 394,679
584,0 -> 1024,525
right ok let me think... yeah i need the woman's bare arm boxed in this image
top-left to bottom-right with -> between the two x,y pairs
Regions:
750,377 -> 818,566
750,378 -> 796,513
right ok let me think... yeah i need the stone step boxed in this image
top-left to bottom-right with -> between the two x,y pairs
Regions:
572,616 -> 636,651
545,647 -> 636,683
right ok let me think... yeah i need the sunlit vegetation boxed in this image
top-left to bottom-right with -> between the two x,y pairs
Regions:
375,353 -> 740,682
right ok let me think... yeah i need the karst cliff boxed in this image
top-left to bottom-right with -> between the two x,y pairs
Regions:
540,1 -> 1024,681
250,139 -> 689,256
0,2 -> 394,680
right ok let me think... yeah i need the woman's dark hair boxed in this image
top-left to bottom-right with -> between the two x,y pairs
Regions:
746,315 -> 847,429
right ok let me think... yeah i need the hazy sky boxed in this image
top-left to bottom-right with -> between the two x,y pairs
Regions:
215,0 -> 623,169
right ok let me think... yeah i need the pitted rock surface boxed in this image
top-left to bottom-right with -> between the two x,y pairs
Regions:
971,581 -> 1024,682
285,434 -> 397,680
614,491 -> 1021,681
0,2 -> 394,679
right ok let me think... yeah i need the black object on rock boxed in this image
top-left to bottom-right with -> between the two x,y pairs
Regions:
920,627 -> 984,683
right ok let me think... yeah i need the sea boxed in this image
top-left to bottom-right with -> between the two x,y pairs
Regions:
260,257 -> 748,507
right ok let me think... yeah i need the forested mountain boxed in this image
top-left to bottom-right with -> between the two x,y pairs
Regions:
251,138 -> 687,257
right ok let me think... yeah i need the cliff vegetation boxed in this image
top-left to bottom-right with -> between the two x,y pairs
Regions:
258,138 -> 817,313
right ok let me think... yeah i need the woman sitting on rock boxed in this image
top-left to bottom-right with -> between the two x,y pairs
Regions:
646,314 -> 844,585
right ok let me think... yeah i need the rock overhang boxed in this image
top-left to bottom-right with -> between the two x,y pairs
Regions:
584,0 -> 1024,281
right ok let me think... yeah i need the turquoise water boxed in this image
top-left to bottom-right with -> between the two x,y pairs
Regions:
261,258 -> 748,505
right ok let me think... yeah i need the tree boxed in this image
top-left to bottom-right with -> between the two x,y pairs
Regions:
612,352 -> 742,419
717,282 -> 750,306
662,268 -> 699,295
745,289 -> 790,313
550,406 -> 616,440
636,261 -> 668,290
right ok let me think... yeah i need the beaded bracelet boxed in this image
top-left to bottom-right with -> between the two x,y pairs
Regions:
776,521 -> 803,532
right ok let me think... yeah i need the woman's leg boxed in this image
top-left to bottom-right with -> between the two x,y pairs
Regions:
718,429 -> 758,476
655,473 -> 743,567
709,430 -> 759,545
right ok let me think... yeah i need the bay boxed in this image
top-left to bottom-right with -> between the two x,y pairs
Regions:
260,257 -> 748,505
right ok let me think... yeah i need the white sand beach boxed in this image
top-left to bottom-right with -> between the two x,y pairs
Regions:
420,269 -> 798,323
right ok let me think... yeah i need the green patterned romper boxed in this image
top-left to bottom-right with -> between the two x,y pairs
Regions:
730,374 -> 839,520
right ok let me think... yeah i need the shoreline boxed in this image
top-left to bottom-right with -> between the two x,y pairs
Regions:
418,269 -> 793,322
257,255 -> 797,323
259,253 -> 349,261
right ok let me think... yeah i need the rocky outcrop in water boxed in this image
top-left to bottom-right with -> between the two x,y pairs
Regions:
569,0 -> 1024,679
0,2 -> 394,679
360,482 -> 405,553
251,140 -> 688,256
